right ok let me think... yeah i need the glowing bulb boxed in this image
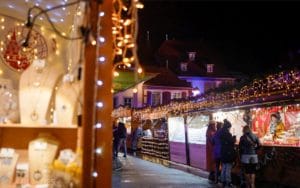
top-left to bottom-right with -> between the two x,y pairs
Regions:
99,11 -> 105,17
77,11 -> 82,16
62,32 -> 66,36
123,19 -> 132,26
0,48 -> 3,51
98,36 -> 105,43
113,71 -> 119,77
96,102 -> 103,108
136,2 -> 144,9
125,63 -> 131,67
98,56 -> 105,62
95,148 -> 102,154
92,172 -> 98,177
60,18 -> 64,22
1,26 -> 5,30
95,123 -> 102,129
0,69 -> 3,75
91,40 -> 97,46
97,80 -> 103,86
133,88 -> 138,93
111,89 -> 114,93
138,68 -> 143,74
1,18 -> 4,22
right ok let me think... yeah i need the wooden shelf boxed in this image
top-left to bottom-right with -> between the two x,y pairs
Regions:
0,124 -> 78,129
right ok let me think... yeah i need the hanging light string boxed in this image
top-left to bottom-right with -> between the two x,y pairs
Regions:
111,0 -> 144,79
90,3 -> 105,182
112,69 -> 300,120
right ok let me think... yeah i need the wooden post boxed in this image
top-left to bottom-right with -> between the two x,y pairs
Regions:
82,0 -> 113,187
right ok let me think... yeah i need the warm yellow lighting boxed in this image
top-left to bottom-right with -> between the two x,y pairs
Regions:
1,26 -> 5,30
62,32 -> 66,36
138,68 -> 143,74
123,58 -> 129,63
55,50 -> 60,55
136,2 -> 144,9
113,71 -> 119,77
0,69 -> 3,75
125,63 -> 131,67
17,32 -> 21,35
125,34 -> 131,39
0,48 -> 3,52
1,18 -> 4,22
34,49 -> 38,53
111,89 -> 114,93
127,43 -> 135,48
77,11 -> 82,16
123,19 -> 132,26
133,88 -> 138,93
91,40 -> 97,46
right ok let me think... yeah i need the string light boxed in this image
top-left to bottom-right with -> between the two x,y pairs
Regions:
95,123 -> 102,129
95,148 -> 102,155
112,69 -> 300,120
96,80 -> 103,86
96,102 -> 103,108
92,172 -> 98,178
98,56 -> 105,62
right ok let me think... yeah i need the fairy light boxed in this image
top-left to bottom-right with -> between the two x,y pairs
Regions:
95,148 -> 102,155
98,36 -> 105,43
95,123 -> 102,129
98,56 -> 105,62
92,172 -> 98,178
96,102 -> 103,108
96,80 -> 103,86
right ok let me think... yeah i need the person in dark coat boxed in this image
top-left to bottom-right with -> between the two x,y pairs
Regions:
239,125 -> 260,188
212,121 -> 223,183
206,120 -> 216,178
116,122 -> 127,158
113,122 -> 119,159
131,125 -> 143,156
220,119 -> 236,188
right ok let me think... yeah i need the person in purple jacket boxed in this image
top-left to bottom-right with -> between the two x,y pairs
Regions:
212,121 -> 223,183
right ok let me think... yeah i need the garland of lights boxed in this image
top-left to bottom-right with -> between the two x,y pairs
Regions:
111,0 -> 144,87
112,69 -> 300,120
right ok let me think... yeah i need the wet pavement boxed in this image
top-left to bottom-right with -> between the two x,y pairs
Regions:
112,155 -> 217,188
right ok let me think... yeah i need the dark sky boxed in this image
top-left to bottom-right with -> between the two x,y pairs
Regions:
138,0 -> 300,76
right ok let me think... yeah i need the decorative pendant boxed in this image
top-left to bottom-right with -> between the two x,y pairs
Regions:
30,111 -> 39,121
33,170 -> 42,181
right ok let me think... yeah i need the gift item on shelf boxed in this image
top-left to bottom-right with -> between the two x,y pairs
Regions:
0,148 -> 19,186
28,133 -> 59,185
49,148 -> 82,188
15,163 -> 29,187
141,137 -> 169,160
19,59 -> 63,124
55,80 -> 82,125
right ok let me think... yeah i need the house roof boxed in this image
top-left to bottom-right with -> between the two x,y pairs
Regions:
113,70 -> 156,93
156,39 -> 238,78
143,66 -> 192,88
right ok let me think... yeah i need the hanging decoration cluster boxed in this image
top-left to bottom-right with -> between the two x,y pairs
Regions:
112,69 -> 300,120
112,0 -> 144,78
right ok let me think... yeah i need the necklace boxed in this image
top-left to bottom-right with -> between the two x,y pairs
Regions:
27,59 -> 51,122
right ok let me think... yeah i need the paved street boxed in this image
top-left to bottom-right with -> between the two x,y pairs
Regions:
112,155 -> 216,188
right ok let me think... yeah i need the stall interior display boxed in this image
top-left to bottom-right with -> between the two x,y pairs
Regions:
187,115 -> 209,145
213,110 -> 246,142
251,104 -> 300,147
0,3 -> 84,186
141,118 -> 169,160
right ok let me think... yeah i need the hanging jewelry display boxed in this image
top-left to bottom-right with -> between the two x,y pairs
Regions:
0,148 -> 19,185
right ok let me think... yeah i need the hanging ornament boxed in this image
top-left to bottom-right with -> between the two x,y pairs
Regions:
1,26 -> 48,72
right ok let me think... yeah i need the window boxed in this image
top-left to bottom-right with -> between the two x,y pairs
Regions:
206,64 -> 214,73
180,62 -> 188,71
151,92 -> 161,106
188,52 -> 196,61
171,92 -> 181,99
124,97 -> 132,107
113,97 -> 118,108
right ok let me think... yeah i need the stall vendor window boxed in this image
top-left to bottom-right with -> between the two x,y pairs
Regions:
171,92 -> 181,99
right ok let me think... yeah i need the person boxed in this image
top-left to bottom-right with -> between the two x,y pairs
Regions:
113,122 -> 119,159
212,121 -> 223,184
116,122 -> 127,158
220,119 -> 236,188
206,120 -> 217,182
131,125 -> 143,156
269,113 -> 284,141
239,125 -> 261,188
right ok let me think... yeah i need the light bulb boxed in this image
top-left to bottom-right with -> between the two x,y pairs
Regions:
113,71 -> 119,77
98,36 -> 105,43
95,123 -> 102,129
133,88 -> 138,93
99,11 -> 105,17
96,102 -> 103,108
92,172 -> 98,177
95,148 -> 102,154
138,68 -> 143,74
98,56 -> 105,63
97,80 -> 103,86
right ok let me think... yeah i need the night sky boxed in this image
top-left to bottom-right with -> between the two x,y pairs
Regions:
138,0 -> 300,76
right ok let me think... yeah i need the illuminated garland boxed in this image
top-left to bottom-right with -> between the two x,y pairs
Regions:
112,69 -> 300,120
111,0 -> 143,88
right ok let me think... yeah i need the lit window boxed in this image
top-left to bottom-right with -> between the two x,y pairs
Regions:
188,52 -> 196,61
151,92 -> 161,106
181,62 -> 188,71
171,92 -> 181,99
124,97 -> 132,107
207,64 -> 214,73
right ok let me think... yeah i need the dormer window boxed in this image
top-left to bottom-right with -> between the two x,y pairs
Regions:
188,52 -> 196,61
181,62 -> 188,71
206,64 -> 214,73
